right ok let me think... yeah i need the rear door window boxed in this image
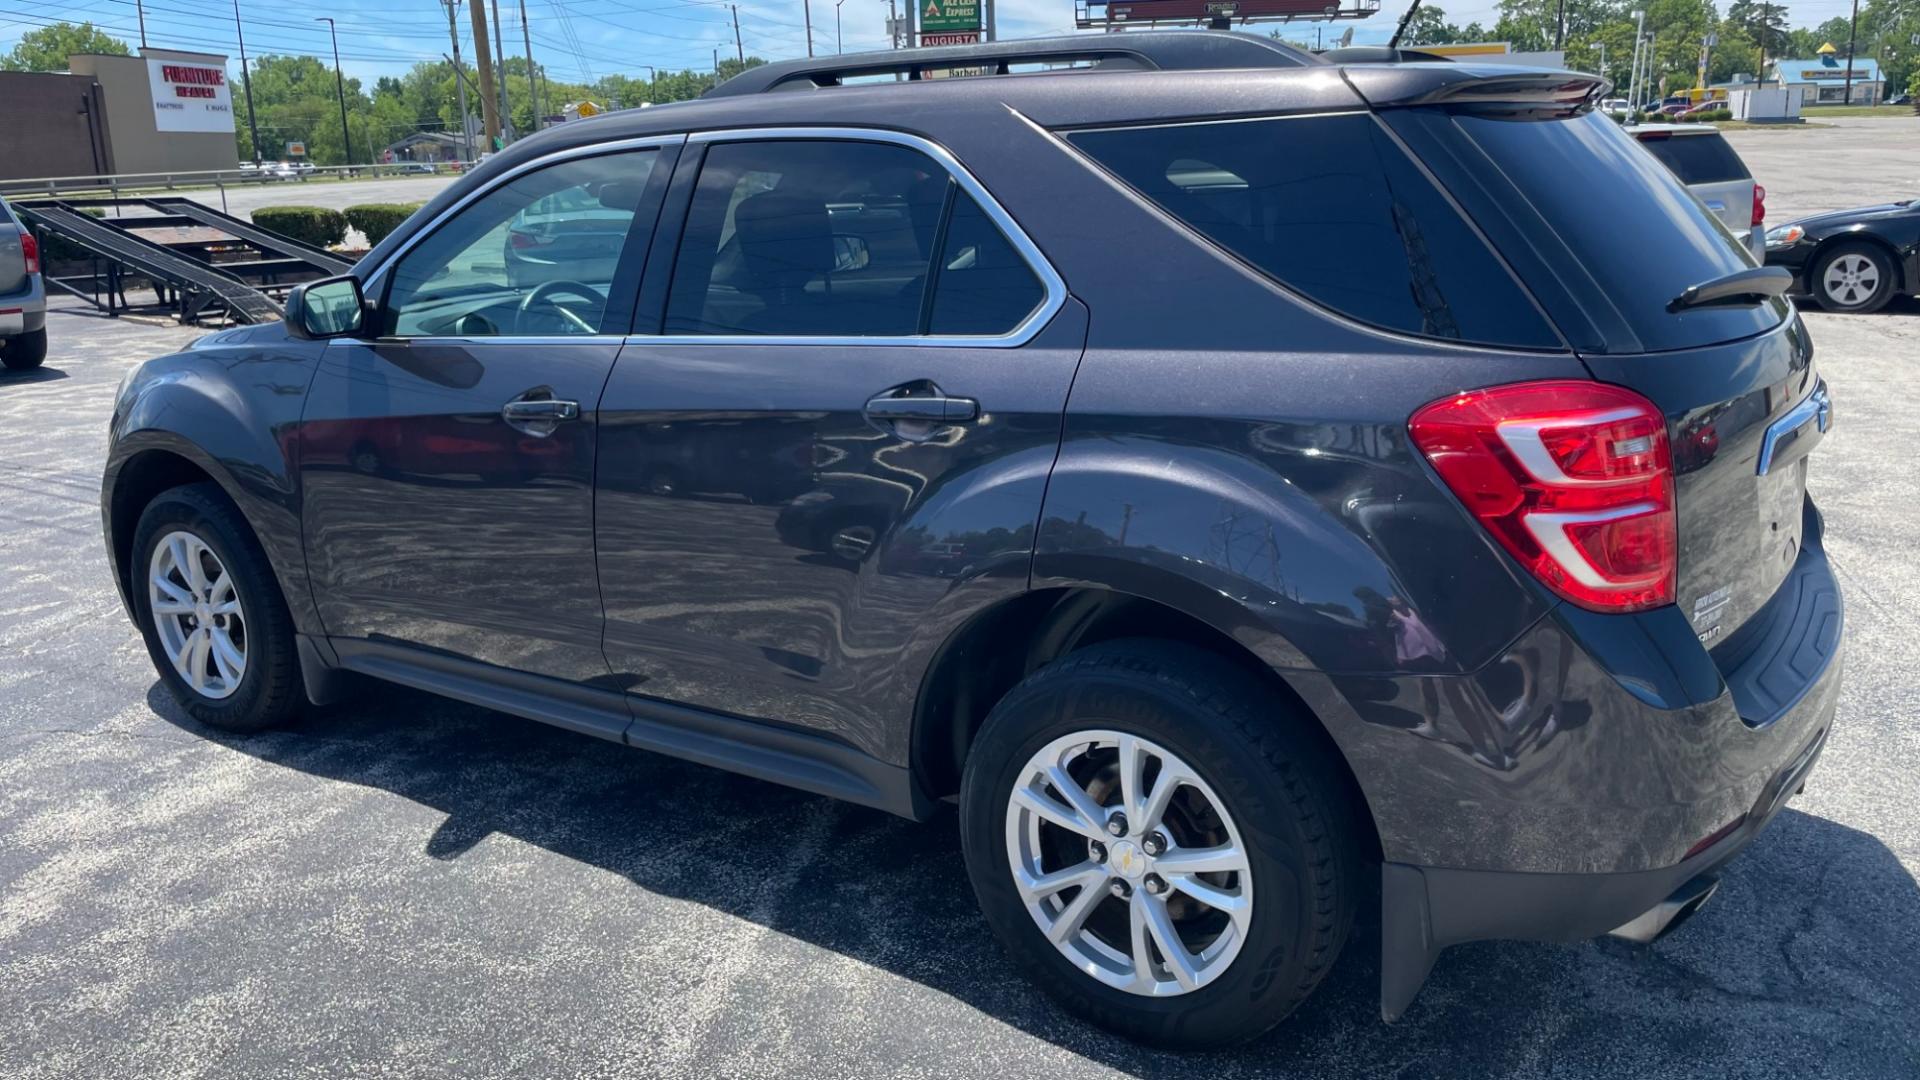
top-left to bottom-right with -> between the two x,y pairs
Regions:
1635,132 -> 1750,184
1066,112 -> 1561,350
663,139 -> 1045,338
1449,110 -> 1781,352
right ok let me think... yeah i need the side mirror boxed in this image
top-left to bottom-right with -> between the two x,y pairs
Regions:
285,275 -> 365,339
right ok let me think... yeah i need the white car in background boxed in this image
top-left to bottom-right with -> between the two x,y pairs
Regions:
1629,124 -> 1767,258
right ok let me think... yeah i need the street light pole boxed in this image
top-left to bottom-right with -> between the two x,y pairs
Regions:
233,0 -> 262,163
805,0 -> 815,56
836,0 -> 847,53
316,18 -> 352,165
635,64 -> 656,104
518,0 -> 541,131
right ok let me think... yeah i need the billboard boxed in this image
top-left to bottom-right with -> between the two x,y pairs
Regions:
921,0 -> 980,33
1084,0 -> 1367,23
147,58 -> 234,134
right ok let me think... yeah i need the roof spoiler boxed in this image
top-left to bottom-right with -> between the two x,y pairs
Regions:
1343,65 -> 1611,114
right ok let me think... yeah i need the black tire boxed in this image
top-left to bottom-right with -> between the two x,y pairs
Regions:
1811,241 -> 1896,314
959,640 -> 1359,1048
130,483 -> 303,732
0,328 -> 47,371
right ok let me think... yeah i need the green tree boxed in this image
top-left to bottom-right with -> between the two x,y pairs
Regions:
1399,5 -> 1469,45
0,21 -> 129,71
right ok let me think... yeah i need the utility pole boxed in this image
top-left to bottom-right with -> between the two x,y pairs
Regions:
233,0 -> 262,163
467,0 -> 501,149
135,0 -> 148,48
442,2 -> 474,162
805,0 -> 814,56
518,0 -> 541,131
731,4 -> 744,62
1842,0 -> 1861,104
1553,0 -> 1565,50
316,18 -> 352,165
985,0 -> 995,41
888,0 -> 899,48
492,0 -> 512,139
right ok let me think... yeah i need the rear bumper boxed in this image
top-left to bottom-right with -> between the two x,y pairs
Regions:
1380,718 -> 1829,1019
0,273 -> 46,336
1311,503 -> 1844,1020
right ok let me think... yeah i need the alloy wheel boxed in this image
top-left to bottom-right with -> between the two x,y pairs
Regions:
148,529 -> 247,700
1005,730 -> 1253,996
1823,252 -> 1881,307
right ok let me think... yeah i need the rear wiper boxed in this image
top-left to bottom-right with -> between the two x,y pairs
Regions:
1667,266 -> 1792,312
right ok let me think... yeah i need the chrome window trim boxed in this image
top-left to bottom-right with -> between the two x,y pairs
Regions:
632,126 -> 1066,349
354,134 -> 686,306
324,335 -> 629,349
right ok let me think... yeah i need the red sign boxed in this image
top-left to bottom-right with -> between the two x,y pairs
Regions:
1102,0 -> 1340,17
160,64 -> 225,99
921,31 -> 981,45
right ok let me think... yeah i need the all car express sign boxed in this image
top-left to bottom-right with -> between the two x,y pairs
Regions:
922,0 -> 980,33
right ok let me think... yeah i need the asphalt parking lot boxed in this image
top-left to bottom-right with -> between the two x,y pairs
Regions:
3,122 -> 1919,1078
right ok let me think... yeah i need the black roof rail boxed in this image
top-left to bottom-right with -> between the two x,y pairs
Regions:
703,31 -> 1319,97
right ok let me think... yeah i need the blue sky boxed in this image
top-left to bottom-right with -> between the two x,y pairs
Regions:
0,0 -> 1877,91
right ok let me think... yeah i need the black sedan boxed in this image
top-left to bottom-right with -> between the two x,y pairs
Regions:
1764,198 -> 1920,313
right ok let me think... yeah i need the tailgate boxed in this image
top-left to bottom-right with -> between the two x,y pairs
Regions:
1580,317 -> 1826,644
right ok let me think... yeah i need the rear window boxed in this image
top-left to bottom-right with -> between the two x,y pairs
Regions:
1635,131 -> 1750,185
1449,111 -> 1782,352
1067,113 -> 1560,350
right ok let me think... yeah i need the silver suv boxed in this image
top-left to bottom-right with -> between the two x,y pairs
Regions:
1630,125 -> 1766,258
0,198 -> 47,371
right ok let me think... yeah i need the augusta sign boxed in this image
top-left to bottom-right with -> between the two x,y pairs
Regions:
921,0 -> 980,33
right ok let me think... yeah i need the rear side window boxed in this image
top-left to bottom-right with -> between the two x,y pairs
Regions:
1451,111 -> 1781,352
1067,113 -> 1560,349
664,139 -> 1045,338
1635,132 -> 1750,184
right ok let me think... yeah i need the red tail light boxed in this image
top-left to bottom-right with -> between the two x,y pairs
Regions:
1752,184 -> 1766,227
1410,381 -> 1676,613
18,229 -> 38,276
509,229 -> 551,250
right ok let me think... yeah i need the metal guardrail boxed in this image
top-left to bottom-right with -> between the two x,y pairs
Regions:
0,163 -> 463,211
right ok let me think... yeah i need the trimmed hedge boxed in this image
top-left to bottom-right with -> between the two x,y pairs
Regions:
252,205 -> 347,248
344,202 -> 426,246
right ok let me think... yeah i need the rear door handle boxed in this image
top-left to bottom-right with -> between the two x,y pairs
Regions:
502,395 -> 579,436
863,392 -> 979,423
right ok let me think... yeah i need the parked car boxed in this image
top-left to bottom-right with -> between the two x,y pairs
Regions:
1677,98 -> 1726,118
1630,124 -> 1767,257
0,197 -> 47,371
102,35 -> 1842,1047
1600,96 -> 1631,116
1764,197 -> 1920,312
396,162 -> 438,175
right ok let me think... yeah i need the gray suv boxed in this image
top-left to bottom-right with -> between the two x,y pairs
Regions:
0,197 -> 48,371
102,34 -> 1842,1047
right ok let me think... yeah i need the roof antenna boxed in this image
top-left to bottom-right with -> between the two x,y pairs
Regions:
1387,0 -> 1422,48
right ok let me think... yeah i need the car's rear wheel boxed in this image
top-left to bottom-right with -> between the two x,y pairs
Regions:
131,483 -> 302,732
959,641 -> 1358,1048
1,328 -> 47,371
1813,242 -> 1896,313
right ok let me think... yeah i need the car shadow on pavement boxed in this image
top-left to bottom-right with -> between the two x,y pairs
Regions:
148,681 -> 1920,1076
0,366 -> 69,384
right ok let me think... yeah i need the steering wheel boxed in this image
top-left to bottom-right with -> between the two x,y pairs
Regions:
516,279 -> 607,335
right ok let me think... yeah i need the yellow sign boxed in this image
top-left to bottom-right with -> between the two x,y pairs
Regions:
574,100 -> 600,118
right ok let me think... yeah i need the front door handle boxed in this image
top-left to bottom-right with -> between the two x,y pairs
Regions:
502,394 -> 579,437
863,391 -> 979,423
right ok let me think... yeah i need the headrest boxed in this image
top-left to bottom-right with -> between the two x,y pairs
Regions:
734,193 -> 836,283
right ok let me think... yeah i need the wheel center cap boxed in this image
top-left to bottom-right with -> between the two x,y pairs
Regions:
1109,840 -> 1146,880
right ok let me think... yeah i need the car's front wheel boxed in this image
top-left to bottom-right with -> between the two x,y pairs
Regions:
131,483 -> 302,732
959,641 -> 1359,1048
1812,242 -> 1896,313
